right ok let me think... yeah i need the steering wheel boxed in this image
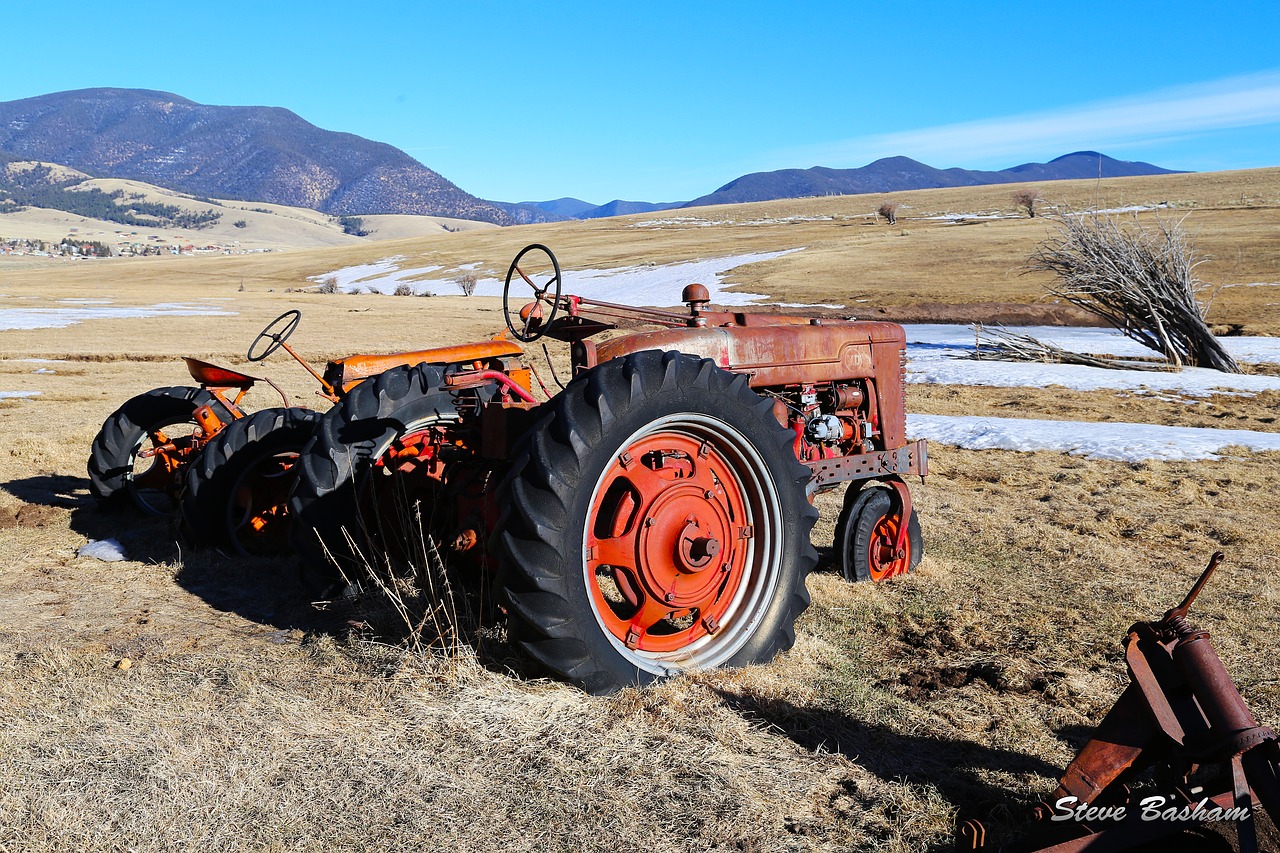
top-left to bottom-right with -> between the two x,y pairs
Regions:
503,244 -> 562,342
247,309 -> 301,362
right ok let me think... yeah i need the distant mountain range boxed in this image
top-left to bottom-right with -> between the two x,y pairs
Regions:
681,152 -> 1182,208
0,88 -> 524,225
0,89 -> 1184,227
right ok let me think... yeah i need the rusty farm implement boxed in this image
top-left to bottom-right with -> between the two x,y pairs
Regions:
959,552 -> 1280,852
90,244 -> 927,690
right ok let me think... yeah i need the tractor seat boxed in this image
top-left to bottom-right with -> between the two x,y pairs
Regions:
184,358 -> 262,388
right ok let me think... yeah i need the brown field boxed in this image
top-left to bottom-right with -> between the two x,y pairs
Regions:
2,167 -> 1279,851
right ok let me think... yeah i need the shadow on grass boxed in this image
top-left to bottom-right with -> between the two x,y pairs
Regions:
713,687 -> 1059,814
6,473 -> 331,634
712,692 -> 1249,853
5,472 -> 532,676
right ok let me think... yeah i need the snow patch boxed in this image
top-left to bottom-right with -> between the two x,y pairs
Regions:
908,413 -> 1280,462
0,303 -> 234,332
904,324 -> 1280,396
311,249 -> 807,307
78,538 -> 126,562
0,390 -> 39,399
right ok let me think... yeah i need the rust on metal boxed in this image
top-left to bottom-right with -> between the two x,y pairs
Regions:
978,551 -> 1280,852
184,358 -> 261,388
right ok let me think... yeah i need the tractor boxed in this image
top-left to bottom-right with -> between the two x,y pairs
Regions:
88,309 -> 453,555
284,243 -> 928,694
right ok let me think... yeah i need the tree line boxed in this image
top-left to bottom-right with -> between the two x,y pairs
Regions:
0,165 -> 221,229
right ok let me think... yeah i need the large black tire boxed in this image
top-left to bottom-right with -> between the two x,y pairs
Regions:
289,363 -> 493,588
832,483 -> 923,583
494,350 -> 818,694
88,386 -> 232,514
182,406 -> 320,556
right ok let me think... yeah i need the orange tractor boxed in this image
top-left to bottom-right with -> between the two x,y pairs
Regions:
88,309 -> 453,555
90,244 -> 926,691
283,244 -> 928,693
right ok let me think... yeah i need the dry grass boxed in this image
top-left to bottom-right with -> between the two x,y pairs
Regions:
2,167 -> 1279,851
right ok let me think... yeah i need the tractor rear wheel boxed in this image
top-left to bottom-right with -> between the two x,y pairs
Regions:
88,386 -> 232,514
833,483 -> 922,583
495,350 -> 817,694
289,363 -> 492,590
182,406 -> 319,556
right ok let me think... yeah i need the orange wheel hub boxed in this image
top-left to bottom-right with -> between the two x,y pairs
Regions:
866,512 -> 909,582
586,431 -> 751,654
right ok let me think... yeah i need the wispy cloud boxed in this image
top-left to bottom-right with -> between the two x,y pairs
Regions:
787,70 -> 1280,168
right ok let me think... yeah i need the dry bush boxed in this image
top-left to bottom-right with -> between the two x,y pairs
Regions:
314,278 -> 339,294
1012,189 -> 1042,218
456,272 -> 478,297
392,282 -> 414,297
1027,210 -> 1240,372
877,202 -> 899,225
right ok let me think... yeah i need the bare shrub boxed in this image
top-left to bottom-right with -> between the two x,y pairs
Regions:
877,202 -> 899,225
315,278 -> 340,294
456,272 -> 478,297
1027,211 -> 1239,372
1012,189 -> 1042,218
322,484 -> 478,662
393,283 -> 415,297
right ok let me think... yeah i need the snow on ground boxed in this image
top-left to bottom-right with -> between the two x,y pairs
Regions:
904,324 -> 1280,397
311,250 -> 807,307
908,413 -> 1280,463
0,391 -> 39,399
905,325 -> 1280,461
0,302 -> 235,332
77,538 -> 126,562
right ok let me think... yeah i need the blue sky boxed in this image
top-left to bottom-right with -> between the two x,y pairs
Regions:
5,1 -> 1278,205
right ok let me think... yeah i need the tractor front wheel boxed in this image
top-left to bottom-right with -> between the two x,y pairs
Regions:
88,386 -> 231,514
495,350 -> 817,694
833,484 -> 922,583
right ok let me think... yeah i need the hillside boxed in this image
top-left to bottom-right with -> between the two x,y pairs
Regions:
0,162 -> 496,253
0,89 -> 536,226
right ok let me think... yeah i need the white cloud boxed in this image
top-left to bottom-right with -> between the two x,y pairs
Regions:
791,70 -> 1280,168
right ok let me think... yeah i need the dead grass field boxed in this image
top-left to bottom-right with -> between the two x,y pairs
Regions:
2,167 -> 1279,851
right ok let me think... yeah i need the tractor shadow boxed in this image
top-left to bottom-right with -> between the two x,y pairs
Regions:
3,473 -> 529,665
3,473 -> 331,633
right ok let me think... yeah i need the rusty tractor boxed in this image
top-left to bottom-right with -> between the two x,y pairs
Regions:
959,552 -> 1280,853
287,243 -> 927,693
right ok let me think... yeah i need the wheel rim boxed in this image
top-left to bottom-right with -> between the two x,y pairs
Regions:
583,413 -> 782,674
865,509 -> 909,582
129,419 -> 199,515
227,450 -> 301,555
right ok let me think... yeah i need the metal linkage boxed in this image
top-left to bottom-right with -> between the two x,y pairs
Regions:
961,552 -> 1280,852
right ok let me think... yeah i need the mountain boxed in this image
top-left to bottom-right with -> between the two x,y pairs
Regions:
521,197 -> 599,218
579,199 -> 685,219
684,152 -> 1182,208
0,88 -> 544,226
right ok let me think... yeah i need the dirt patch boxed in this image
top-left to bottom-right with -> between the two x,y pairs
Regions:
0,502 -> 64,529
